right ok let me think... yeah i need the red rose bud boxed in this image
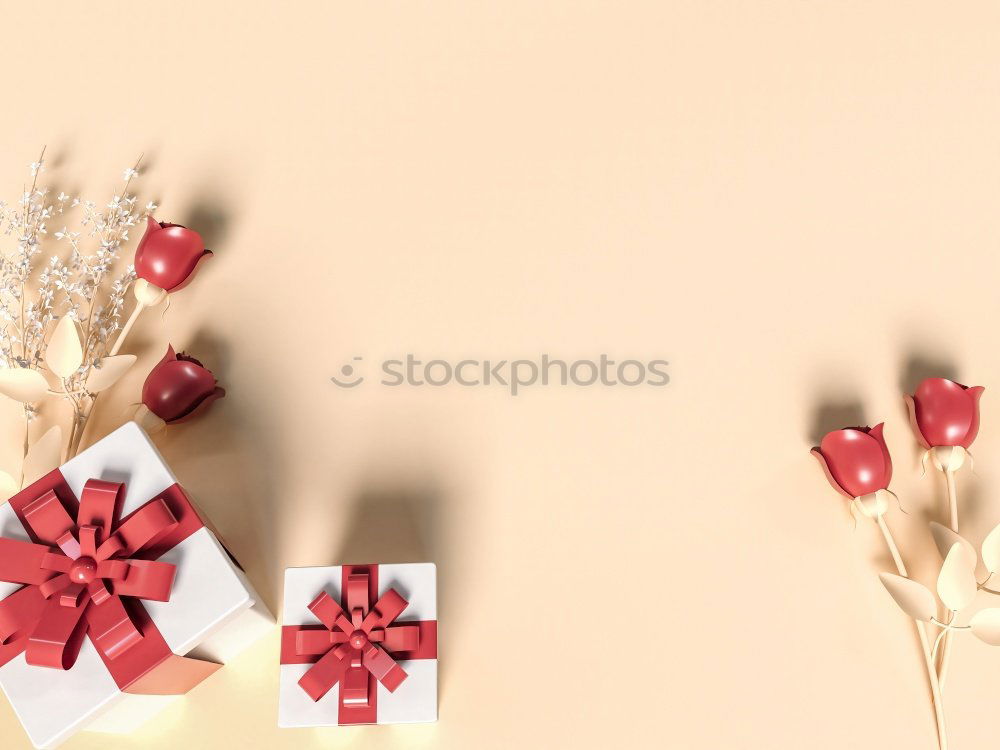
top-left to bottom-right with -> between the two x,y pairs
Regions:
141,346 -> 225,424
811,423 -> 893,499
134,215 -> 212,292
905,377 -> 984,449
905,378 -> 983,473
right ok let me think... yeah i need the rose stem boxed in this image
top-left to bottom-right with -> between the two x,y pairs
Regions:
868,505 -> 948,750
932,613 -> 958,665
109,302 -> 144,357
937,467 -> 960,688
945,469 -> 959,531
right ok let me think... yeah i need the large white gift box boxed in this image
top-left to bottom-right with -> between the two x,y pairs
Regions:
279,563 -> 437,727
0,422 -> 272,749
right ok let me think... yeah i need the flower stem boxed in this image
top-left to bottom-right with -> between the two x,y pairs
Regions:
979,573 -> 1000,596
109,302 -> 144,357
868,505 -> 947,750
64,415 -> 76,464
929,618 -> 970,631
946,470 -> 959,532
938,468 -> 959,689
69,400 -> 94,457
932,612 -> 958,664
60,378 -> 85,462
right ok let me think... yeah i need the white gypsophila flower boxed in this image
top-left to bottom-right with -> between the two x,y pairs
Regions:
0,154 -> 147,378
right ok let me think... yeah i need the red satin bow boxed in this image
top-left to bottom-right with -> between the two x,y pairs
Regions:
0,479 -> 178,670
296,571 -> 420,706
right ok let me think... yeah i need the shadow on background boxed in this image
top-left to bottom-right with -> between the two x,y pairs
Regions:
898,352 -> 960,395
337,484 -> 443,564
807,399 -> 867,446
182,190 -> 231,249
154,327 -> 286,617
336,478 -> 455,702
130,151 -> 298,630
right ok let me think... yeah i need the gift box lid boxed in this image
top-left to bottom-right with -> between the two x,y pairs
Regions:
0,422 -> 256,749
278,563 -> 438,727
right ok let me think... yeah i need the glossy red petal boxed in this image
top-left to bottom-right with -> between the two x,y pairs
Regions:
811,448 -> 850,498
867,423 -> 892,488
961,385 -> 985,449
913,378 -> 977,447
142,359 -> 218,422
818,428 -> 891,498
164,250 -> 212,293
134,219 -> 208,292
903,394 -> 930,449
168,386 -> 225,424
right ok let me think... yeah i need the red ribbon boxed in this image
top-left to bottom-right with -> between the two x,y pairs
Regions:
280,564 -> 438,724
0,471 -> 203,688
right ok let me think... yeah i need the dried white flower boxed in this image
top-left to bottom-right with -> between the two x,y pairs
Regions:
0,152 -> 144,384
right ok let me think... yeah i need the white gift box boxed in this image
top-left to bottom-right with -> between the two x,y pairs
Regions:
0,422 -> 272,749
279,563 -> 438,727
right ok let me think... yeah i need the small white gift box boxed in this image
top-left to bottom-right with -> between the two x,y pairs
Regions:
0,422 -> 272,749
279,563 -> 437,727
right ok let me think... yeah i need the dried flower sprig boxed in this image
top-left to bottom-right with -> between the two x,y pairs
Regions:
0,151 -> 164,489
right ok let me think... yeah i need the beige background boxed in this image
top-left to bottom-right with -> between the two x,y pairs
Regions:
1,1 -> 1000,748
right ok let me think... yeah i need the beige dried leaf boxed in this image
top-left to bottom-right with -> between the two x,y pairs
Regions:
21,425 -> 62,488
0,470 -> 18,502
879,573 -> 936,622
938,543 -> 978,612
85,354 -> 137,393
45,316 -> 83,380
970,608 -> 1000,645
982,523 -> 1000,574
930,522 -> 977,570
0,368 -> 49,403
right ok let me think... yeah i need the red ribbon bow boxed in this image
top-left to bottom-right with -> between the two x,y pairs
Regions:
0,479 -> 178,671
295,570 -> 420,707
